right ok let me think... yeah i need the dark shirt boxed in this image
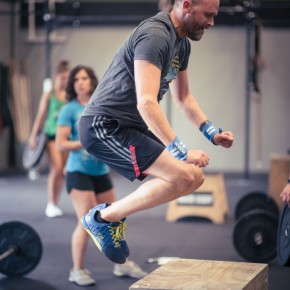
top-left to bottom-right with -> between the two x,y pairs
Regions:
83,12 -> 191,128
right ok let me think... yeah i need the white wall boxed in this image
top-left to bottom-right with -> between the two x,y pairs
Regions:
1,10 -> 290,173
20,26 -> 134,119
173,27 -> 290,173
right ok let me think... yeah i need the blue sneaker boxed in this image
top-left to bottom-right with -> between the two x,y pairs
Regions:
81,204 -> 127,264
119,219 -> 130,257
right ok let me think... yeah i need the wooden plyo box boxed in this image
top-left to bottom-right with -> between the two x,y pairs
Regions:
129,259 -> 268,290
166,174 -> 229,224
269,153 -> 290,209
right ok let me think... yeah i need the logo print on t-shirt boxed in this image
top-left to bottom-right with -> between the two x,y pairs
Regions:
158,54 -> 181,101
164,54 -> 180,82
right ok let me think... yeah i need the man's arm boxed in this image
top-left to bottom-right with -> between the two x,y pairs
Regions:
134,59 -> 176,146
134,59 -> 209,167
170,69 -> 234,148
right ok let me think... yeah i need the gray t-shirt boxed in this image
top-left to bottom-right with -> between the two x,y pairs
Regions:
83,12 -> 191,128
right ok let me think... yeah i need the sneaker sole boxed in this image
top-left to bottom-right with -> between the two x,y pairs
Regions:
113,271 -> 146,279
113,270 -> 129,277
81,216 -> 126,264
81,216 -> 103,253
68,278 -> 96,286
45,213 -> 63,218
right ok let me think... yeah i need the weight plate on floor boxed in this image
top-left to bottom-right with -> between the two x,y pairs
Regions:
233,209 -> 278,263
234,192 -> 279,220
22,131 -> 46,170
0,221 -> 42,276
277,205 -> 290,266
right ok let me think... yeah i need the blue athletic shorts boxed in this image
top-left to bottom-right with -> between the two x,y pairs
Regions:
66,171 -> 113,194
79,115 -> 165,181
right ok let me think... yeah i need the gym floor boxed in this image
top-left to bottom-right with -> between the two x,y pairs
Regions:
0,171 -> 289,290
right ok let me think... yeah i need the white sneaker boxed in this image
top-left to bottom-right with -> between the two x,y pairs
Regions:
113,260 -> 148,279
69,268 -> 96,286
45,203 -> 63,218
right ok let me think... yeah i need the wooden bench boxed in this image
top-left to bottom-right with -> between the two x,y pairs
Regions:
129,259 -> 268,290
269,153 -> 290,209
166,174 -> 229,224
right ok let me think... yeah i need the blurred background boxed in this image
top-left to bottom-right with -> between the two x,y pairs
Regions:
0,0 -> 289,177
0,1 -> 290,290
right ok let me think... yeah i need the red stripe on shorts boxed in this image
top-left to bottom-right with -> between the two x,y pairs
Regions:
129,145 -> 140,177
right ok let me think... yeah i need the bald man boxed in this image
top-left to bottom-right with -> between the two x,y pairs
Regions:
79,0 -> 234,264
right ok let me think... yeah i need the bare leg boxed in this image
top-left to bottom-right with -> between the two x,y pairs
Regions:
46,140 -> 67,205
100,149 -> 204,222
70,188 -> 116,270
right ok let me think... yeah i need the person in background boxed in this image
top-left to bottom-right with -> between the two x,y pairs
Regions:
29,60 -> 70,218
78,0 -> 234,265
56,65 -> 147,287
280,170 -> 290,207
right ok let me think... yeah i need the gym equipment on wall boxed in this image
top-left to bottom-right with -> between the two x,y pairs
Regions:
0,221 -> 42,277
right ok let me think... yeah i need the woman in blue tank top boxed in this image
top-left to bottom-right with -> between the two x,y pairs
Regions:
56,65 -> 147,287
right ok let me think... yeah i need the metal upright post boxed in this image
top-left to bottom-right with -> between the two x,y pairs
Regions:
41,0 -> 55,94
243,0 -> 260,180
44,0 -> 52,79
244,19 -> 252,180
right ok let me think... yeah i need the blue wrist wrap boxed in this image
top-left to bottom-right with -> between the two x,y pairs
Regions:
166,136 -> 188,161
200,120 -> 222,144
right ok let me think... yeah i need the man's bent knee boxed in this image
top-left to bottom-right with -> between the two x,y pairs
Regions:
192,169 -> 205,191
177,166 -> 204,195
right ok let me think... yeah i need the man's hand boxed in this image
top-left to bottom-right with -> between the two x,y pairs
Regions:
213,131 -> 234,148
186,149 -> 210,167
280,183 -> 290,207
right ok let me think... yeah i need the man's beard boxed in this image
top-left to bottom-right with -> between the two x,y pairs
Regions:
185,21 -> 205,41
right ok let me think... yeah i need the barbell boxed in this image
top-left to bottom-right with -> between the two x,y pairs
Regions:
0,221 -> 42,277
233,208 -> 278,263
234,191 -> 280,220
233,192 -> 280,263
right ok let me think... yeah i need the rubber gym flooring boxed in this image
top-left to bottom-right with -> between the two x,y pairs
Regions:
0,171 -> 289,290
